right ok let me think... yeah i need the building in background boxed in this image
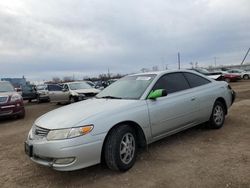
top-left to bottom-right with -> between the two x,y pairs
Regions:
1,76 -> 28,88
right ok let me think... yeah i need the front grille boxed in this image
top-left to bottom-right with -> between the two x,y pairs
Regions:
34,126 -> 50,137
84,93 -> 97,97
0,96 -> 8,104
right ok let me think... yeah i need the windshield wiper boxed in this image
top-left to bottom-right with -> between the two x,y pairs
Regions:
100,96 -> 122,99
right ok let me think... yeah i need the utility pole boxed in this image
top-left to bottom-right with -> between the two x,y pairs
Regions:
161,57 -> 165,70
214,57 -> 217,67
178,52 -> 181,69
241,48 -> 250,65
108,68 -> 110,79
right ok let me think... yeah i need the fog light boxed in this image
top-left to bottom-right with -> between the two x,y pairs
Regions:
54,157 -> 75,165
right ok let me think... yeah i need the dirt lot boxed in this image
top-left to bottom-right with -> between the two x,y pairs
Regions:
0,81 -> 250,188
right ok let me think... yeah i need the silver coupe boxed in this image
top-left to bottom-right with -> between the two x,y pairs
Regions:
25,70 -> 235,171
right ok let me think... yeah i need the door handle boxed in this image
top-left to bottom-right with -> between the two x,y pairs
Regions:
191,97 -> 196,101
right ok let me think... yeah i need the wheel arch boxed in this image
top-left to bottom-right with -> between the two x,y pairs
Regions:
243,74 -> 249,79
215,97 -> 228,115
100,120 -> 147,163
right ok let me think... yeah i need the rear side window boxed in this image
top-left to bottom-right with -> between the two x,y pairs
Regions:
153,73 -> 190,94
183,72 -> 210,88
48,85 -> 63,91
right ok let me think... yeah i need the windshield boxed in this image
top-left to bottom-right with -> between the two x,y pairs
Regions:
0,82 -> 15,92
96,74 -> 156,99
68,82 -> 92,90
36,85 -> 47,90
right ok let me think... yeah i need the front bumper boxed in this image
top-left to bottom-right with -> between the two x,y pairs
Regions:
0,101 -> 24,117
25,133 -> 105,171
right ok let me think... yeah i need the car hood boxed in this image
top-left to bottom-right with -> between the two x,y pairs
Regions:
0,92 -> 15,97
35,99 -> 138,129
72,88 -> 100,94
207,74 -> 221,80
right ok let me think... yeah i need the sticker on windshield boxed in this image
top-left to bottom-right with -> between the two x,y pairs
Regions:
136,77 -> 152,81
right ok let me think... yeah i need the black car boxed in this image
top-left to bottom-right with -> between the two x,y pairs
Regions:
21,85 -> 37,102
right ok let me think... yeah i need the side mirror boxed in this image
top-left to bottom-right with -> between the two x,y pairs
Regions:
62,88 -> 69,92
147,89 -> 167,100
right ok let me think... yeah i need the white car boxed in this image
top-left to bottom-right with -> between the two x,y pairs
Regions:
25,70 -> 235,172
48,82 -> 100,103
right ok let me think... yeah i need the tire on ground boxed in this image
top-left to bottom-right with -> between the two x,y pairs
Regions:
104,124 -> 137,171
209,101 -> 226,129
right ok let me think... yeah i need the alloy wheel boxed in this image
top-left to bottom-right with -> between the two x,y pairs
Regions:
120,133 -> 135,165
213,105 -> 224,125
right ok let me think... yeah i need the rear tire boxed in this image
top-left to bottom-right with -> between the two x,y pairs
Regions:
209,101 -> 226,129
37,97 -> 41,103
243,74 -> 249,80
104,125 -> 137,171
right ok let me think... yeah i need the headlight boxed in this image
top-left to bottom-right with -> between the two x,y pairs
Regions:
70,91 -> 79,96
46,125 -> 94,141
10,94 -> 22,102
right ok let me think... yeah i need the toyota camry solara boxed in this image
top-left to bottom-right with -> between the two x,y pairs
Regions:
25,70 -> 235,171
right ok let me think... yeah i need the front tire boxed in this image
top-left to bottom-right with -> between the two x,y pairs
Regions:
209,101 -> 226,129
70,96 -> 78,103
243,74 -> 249,80
18,108 -> 25,119
104,125 -> 137,171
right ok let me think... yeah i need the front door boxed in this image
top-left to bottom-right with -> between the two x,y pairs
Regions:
48,84 -> 69,102
146,72 -> 199,138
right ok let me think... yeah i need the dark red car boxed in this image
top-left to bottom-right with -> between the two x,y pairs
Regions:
0,81 -> 25,118
223,73 -> 241,82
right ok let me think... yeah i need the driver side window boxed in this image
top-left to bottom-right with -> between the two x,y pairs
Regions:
153,73 -> 190,94
48,85 -> 63,91
63,84 -> 69,91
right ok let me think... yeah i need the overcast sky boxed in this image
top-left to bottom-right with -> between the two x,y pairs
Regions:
0,0 -> 250,80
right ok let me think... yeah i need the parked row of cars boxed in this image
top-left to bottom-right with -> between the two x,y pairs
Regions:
0,80 -> 103,119
191,68 -> 250,82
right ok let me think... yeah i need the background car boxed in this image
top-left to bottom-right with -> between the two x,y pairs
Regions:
191,68 -> 241,82
21,84 -> 37,102
190,68 -> 224,80
36,85 -> 50,103
226,69 -> 250,80
217,70 -> 241,82
0,81 -> 25,118
48,82 -> 100,103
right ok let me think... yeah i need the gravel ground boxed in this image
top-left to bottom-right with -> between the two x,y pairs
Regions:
0,80 -> 250,188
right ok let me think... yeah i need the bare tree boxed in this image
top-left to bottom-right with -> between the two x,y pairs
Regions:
52,77 -> 61,83
63,76 -> 73,82
152,66 -> 159,71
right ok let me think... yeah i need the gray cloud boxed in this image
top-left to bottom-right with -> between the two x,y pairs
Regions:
0,0 -> 250,80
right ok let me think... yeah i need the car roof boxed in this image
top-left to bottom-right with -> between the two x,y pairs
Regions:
129,69 -> 202,77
